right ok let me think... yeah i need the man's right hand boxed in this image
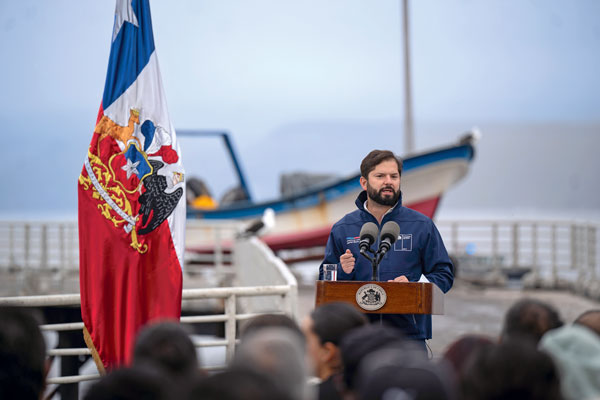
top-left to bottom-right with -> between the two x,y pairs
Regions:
340,249 -> 355,274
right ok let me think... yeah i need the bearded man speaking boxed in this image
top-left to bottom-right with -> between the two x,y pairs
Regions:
319,150 -> 454,353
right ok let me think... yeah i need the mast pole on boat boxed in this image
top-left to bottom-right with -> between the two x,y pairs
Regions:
402,0 -> 415,154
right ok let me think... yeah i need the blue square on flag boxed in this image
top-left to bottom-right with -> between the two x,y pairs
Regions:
124,145 -> 152,180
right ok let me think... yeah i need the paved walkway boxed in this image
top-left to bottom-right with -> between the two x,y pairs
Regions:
297,279 -> 600,357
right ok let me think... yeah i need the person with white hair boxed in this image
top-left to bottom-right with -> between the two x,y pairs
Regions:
233,326 -> 313,400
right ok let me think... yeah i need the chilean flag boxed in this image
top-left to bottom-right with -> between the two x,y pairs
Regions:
78,0 -> 185,371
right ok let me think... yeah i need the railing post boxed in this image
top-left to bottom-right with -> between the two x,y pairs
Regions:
215,226 -> 224,274
589,225 -> 597,282
531,223 -> 538,280
570,224 -> 578,271
41,224 -> 48,269
68,223 -> 76,271
59,224 -> 66,289
551,224 -> 558,286
492,223 -> 499,274
24,223 -> 30,270
512,223 -> 519,268
224,294 -> 237,363
281,285 -> 298,320
570,224 -> 581,292
451,222 -> 459,256
9,223 -> 15,267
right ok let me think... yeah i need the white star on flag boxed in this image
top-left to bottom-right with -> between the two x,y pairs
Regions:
113,0 -> 139,41
121,158 -> 140,179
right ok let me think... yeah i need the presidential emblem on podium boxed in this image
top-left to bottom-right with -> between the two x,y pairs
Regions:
356,283 -> 387,311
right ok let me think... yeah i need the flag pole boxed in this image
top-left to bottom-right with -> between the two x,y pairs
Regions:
402,0 -> 414,154
83,326 -> 106,375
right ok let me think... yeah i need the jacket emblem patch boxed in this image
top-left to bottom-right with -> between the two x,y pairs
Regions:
394,234 -> 413,251
346,236 -> 360,245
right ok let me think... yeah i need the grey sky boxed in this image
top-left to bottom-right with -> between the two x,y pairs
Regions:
0,1 -> 598,217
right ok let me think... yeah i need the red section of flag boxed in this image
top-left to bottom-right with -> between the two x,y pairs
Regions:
78,184 -> 182,368
149,145 -> 179,164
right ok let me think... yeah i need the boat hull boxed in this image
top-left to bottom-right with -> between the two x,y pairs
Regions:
187,140 -> 475,252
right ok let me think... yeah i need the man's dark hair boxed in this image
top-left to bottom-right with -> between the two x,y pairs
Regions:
84,366 -> 171,400
0,307 -> 46,400
339,324 -> 422,391
357,347 -> 456,400
442,334 -> 495,381
501,298 -> 563,344
360,150 -> 403,179
460,340 -> 562,400
574,309 -> 600,337
132,321 -> 199,382
310,302 -> 367,346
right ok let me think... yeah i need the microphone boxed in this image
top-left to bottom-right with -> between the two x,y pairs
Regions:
377,221 -> 400,257
359,222 -> 379,253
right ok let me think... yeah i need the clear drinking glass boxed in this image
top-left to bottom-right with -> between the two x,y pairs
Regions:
323,264 -> 338,281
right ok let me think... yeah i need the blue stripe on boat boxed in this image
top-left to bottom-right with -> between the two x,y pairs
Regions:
187,143 -> 474,220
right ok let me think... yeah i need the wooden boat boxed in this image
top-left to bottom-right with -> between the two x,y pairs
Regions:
184,130 -> 477,256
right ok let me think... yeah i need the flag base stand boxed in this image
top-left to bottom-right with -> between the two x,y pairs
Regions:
83,326 -> 106,376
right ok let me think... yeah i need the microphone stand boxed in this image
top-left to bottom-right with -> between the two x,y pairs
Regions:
359,247 -> 379,281
374,247 -> 391,267
361,247 -> 393,281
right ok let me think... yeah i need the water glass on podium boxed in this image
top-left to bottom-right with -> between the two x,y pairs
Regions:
323,264 -> 337,281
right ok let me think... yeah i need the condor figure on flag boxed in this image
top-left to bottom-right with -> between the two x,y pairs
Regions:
78,0 -> 185,371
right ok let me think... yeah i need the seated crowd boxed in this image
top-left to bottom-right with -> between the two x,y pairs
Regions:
1,299 -> 600,400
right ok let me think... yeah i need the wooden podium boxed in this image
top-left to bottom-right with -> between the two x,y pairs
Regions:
315,281 -> 444,315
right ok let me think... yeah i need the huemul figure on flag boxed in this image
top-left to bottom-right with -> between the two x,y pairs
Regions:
78,0 -> 185,371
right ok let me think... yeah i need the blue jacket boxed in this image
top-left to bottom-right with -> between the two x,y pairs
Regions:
320,191 -> 453,340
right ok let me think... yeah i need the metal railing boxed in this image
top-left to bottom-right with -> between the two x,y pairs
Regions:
2,218 -> 598,290
436,219 -> 600,297
185,218 -> 242,273
0,221 -> 78,269
0,220 -> 240,295
0,219 -> 242,270
0,219 -> 298,390
0,284 -> 297,385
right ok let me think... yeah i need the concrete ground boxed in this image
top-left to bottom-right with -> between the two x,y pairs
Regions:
297,278 -> 600,357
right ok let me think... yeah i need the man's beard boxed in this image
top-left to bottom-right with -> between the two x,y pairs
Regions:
366,183 -> 400,206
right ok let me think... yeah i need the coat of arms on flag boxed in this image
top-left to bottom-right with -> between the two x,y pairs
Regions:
78,0 -> 185,371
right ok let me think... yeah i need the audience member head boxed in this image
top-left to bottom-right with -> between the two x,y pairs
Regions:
132,321 -> 200,382
184,367 -> 293,400
574,309 -> 600,337
540,323 -> 600,400
356,346 -> 456,400
461,339 -> 562,400
240,313 -> 304,345
0,307 -> 46,400
442,334 -> 495,382
83,366 -> 171,400
232,326 -> 309,400
339,323 -> 422,392
501,298 -> 563,344
301,302 -> 368,380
